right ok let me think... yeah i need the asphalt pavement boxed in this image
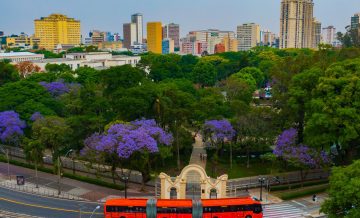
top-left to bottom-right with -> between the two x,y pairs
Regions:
0,186 -> 104,218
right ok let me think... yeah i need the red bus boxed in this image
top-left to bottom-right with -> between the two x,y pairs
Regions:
202,198 -> 262,218
104,197 -> 263,218
105,199 -> 147,218
156,199 -> 193,218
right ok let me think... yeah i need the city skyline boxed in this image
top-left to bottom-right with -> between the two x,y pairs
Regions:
1,0 -> 359,38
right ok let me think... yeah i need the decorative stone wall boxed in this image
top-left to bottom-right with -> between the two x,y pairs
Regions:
159,164 -> 228,199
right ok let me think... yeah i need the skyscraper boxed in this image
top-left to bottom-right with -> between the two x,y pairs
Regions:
163,23 -> 180,50
162,38 -> 175,54
123,23 -> 137,49
280,0 -> 314,49
147,22 -> 162,54
312,18 -> 322,48
237,23 -> 260,51
131,13 -> 143,44
351,13 -> 360,30
321,26 -> 337,46
34,14 -> 81,50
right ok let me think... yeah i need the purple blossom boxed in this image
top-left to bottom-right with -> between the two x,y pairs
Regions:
30,112 -> 44,122
273,128 -> 331,168
0,111 -> 26,144
82,119 -> 173,159
39,80 -> 80,97
203,119 -> 235,144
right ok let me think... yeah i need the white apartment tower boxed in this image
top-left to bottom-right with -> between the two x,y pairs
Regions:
321,26 -> 336,46
237,23 -> 260,51
280,0 -> 314,49
131,13 -> 143,44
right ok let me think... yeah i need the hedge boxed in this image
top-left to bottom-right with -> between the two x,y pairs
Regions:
276,184 -> 329,200
270,180 -> 329,192
0,155 -> 124,190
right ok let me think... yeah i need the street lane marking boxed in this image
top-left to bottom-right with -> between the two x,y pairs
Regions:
0,197 -> 102,215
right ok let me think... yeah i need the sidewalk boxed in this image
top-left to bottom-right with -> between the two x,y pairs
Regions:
248,188 -> 283,204
189,133 -> 207,169
0,162 -> 155,202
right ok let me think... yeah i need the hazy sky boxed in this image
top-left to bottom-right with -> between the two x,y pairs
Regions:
1,0 -> 358,38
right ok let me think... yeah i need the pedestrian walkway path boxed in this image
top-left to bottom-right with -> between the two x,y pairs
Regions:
0,163 -> 154,202
248,188 -> 283,204
189,133 -> 207,169
0,176 -> 84,201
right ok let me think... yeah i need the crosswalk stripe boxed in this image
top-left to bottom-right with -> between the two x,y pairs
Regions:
263,203 -> 305,218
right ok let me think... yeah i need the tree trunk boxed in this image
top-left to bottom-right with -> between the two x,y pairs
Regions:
176,125 -> 180,170
246,146 -> 250,169
111,164 -> 116,185
230,143 -> 233,169
35,162 -> 39,188
297,107 -> 305,144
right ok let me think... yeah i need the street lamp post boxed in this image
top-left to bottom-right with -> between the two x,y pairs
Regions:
122,175 -> 129,199
0,146 -> 10,181
57,149 -> 73,195
258,177 -> 266,201
90,205 -> 101,218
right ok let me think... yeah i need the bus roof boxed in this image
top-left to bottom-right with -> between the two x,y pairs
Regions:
157,199 -> 193,207
202,198 -> 260,207
105,199 -> 147,206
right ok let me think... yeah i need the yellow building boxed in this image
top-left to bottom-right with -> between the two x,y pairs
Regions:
6,35 -> 40,48
34,14 -> 81,50
147,22 -> 162,54
222,36 -> 238,52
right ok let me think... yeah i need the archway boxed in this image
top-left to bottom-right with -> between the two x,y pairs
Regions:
170,187 -> 177,199
185,170 -> 201,199
210,188 -> 217,199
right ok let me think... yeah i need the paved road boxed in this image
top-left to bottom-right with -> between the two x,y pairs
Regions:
0,186 -> 104,218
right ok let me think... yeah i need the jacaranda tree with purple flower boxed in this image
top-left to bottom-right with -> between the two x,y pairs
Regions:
30,112 -> 44,122
39,79 -> 81,97
274,128 -> 331,186
0,111 -> 26,145
203,119 -> 235,168
82,119 -> 173,186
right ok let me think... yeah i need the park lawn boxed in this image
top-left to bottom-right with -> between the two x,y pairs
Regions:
206,158 -> 274,179
272,184 -> 329,200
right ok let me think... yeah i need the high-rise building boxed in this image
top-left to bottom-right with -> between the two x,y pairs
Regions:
147,22 -> 162,54
163,23 -> 180,49
162,38 -> 175,54
0,31 -> 4,37
237,23 -> 260,51
90,30 -> 107,44
280,0 -> 314,49
34,14 -> 81,50
312,18 -> 322,48
321,26 -> 337,46
185,29 -> 235,54
261,30 -> 277,47
222,36 -> 238,52
131,13 -> 143,44
351,13 -> 360,30
123,23 -> 137,49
